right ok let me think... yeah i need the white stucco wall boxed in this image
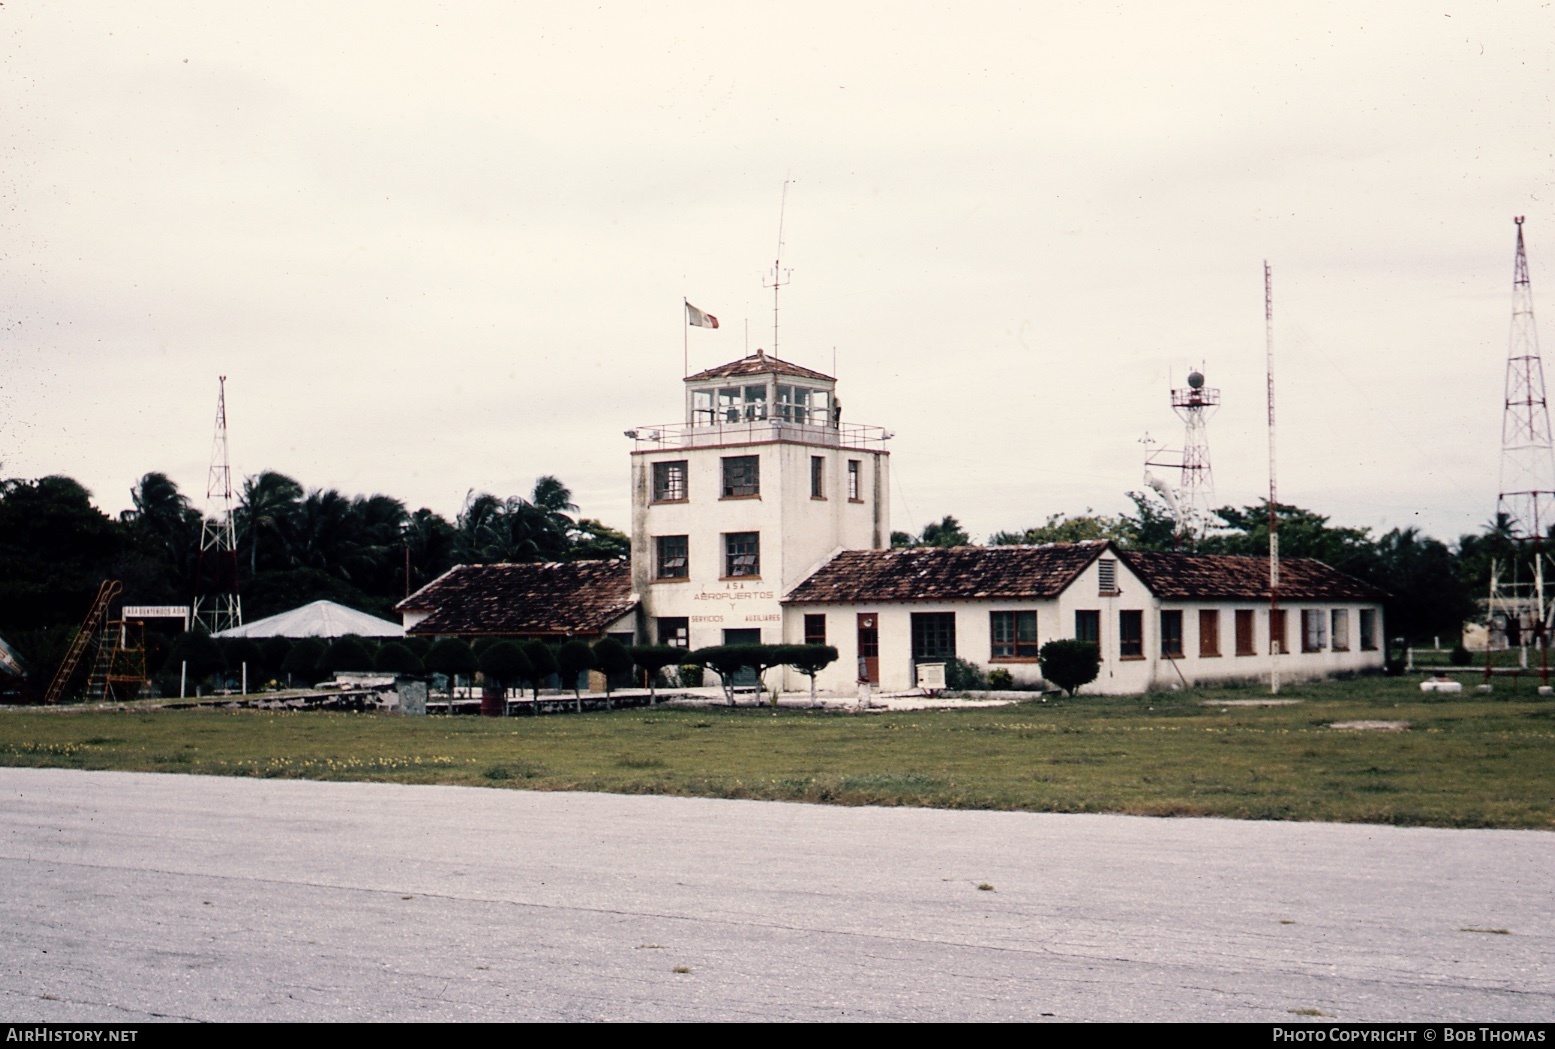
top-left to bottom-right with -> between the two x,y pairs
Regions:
633,436 -> 888,652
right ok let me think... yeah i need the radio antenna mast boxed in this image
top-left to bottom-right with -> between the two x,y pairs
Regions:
1265,262 -> 1280,695
1489,216 -> 1555,687
193,376 -> 242,634
763,179 -> 793,357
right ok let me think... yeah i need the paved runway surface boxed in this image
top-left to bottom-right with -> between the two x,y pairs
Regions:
0,767 -> 1549,1022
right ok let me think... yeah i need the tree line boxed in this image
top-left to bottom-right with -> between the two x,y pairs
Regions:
0,470 -> 628,695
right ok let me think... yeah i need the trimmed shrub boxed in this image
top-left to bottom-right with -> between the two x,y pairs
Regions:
319,636 -> 375,676
375,641 -> 424,676
425,637 -> 478,697
281,638 -> 326,685
523,641 -> 558,697
479,640 -> 531,693
592,637 -> 633,695
1038,639 -> 1100,697
556,639 -> 598,702
778,643 -> 838,705
630,645 -> 683,700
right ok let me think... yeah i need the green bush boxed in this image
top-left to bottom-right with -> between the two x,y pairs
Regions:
1450,643 -> 1472,666
943,657 -> 985,690
478,640 -> 531,692
986,667 -> 1014,691
592,637 -> 633,694
556,639 -> 598,699
281,638 -> 326,684
677,663 -> 704,688
319,636 -> 375,676
1038,639 -> 1100,697
375,641 -> 424,676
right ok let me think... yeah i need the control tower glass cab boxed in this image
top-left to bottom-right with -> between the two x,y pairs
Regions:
686,349 -> 837,428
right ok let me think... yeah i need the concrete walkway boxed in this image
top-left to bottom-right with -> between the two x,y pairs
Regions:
0,768 -> 1549,1022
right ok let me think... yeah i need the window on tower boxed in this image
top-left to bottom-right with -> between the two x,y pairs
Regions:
847,460 -> 861,502
722,456 -> 760,498
652,461 -> 688,503
811,457 -> 825,499
724,532 -> 760,578
655,535 -> 688,580
718,385 -> 767,422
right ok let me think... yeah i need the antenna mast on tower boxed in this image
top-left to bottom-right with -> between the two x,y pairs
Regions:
1265,261 -> 1280,695
763,180 -> 793,357
192,376 -> 242,635
1489,217 -> 1555,684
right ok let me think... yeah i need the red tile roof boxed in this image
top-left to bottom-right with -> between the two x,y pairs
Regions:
784,543 -> 1110,603
784,543 -> 1385,604
396,561 -> 636,637
685,351 -> 835,383
1118,550 -> 1386,601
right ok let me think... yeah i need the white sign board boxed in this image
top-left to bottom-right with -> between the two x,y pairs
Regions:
123,605 -> 191,628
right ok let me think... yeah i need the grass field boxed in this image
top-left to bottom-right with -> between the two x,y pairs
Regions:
3,675 -> 1553,829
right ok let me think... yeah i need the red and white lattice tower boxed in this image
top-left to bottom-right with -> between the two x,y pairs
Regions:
1143,367 -> 1221,542
1489,218 -> 1555,673
192,376 -> 242,634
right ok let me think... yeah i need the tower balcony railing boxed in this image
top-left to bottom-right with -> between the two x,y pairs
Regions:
625,418 -> 893,452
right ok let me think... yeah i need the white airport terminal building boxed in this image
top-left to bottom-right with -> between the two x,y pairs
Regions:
399,351 -> 1386,694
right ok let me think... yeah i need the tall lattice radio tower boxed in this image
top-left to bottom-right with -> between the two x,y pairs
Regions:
1143,367 -> 1221,543
192,376 -> 242,634
1489,217 -> 1555,676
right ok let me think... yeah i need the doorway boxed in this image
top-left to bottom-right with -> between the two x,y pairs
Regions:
722,628 -> 761,688
856,613 -> 879,684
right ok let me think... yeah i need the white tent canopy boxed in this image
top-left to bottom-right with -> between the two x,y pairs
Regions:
213,600 -> 404,639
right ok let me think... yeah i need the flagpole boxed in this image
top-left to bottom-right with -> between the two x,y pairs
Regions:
683,297 -> 689,378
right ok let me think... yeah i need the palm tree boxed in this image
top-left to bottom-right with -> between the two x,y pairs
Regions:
236,471 -> 303,576
404,508 -> 458,594
129,472 -> 202,588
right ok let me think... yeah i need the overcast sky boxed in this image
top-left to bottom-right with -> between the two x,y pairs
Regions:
2,2 -> 1552,545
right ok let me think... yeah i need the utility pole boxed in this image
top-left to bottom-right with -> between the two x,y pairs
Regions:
1266,262 -> 1280,695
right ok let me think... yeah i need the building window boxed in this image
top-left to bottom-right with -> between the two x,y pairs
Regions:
1270,609 -> 1288,655
1119,610 -> 1143,658
811,456 -> 825,499
1235,610 -> 1256,656
657,617 -> 689,648
1098,558 -> 1118,594
722,455 -> 760,498
1301,609 -> 1327,653
1332,609 -> 1351,652
778,384 -> 828,425
804,614 -> 827,646
718,385 -> 767,422
1075,609 -> 1100,646
724,532 -> 760,577
1359,609 -> 1378,651
652,460 -> 688,503
655,535 -> 688,579
1160,610 -> 1184,658
911,612 -> 957,661
991,611 -> 1038,660
1199,610 -> 1221,657
847,460 -> 861,501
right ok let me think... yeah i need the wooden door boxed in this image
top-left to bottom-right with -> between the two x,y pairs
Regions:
856,613 -> 880,684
